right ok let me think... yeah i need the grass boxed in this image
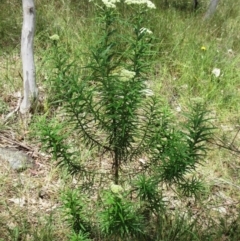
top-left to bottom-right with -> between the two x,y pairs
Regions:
0,0 -> 240,240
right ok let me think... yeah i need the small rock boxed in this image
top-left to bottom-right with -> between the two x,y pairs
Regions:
0,147 -> 34,171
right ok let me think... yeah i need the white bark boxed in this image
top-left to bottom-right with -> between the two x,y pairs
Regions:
192,0 -> 198,9
20,0 -> 38,114
203,0 -> 220,20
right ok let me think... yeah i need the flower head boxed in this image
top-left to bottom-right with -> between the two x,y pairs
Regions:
110,182 -> 123,198
112,67 -> 136,82
201,46 -> 206,51
110,182 -> 123,194
212,68 -> 221,77
140,27 -> 153,35
125,0 -> 156,9
102,0 -> 120,8
49,34 -> 60,41
141,88 -> 154,97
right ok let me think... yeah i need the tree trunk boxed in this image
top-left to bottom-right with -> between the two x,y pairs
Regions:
203,0 -> 220,20
193,0 -> 199,10
20,0 -> 38,114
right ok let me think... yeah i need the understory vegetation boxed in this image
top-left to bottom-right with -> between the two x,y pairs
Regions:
0,0 -> 240,240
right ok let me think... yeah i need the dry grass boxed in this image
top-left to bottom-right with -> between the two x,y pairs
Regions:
0,137 -> 70,240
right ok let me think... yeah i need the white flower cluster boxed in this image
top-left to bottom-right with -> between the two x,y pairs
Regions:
101,0 -> 120,8
118,68 -> 136,81
49,34 -> 60,41
124,0 -> 156,9
112,67 -> 136,82
110,182 -> 124,198
141,88 -> 154,97
89,0 -> 156,9
110,182 -> 123,193
212,67 -> 221,78
140,27 -> 153,35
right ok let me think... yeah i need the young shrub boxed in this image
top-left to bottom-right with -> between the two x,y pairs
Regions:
68,231 -> 92,241
147,103 -> 214,197
61,189 -> 92,238
46,0 -> 158,185
99,185 -> 144,240
34,0 -> 215,239
32,116 -> 84,176
135,174 -> 165,216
